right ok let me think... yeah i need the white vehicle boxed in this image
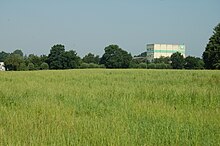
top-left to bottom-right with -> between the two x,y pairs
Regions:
0,62 -> 6,71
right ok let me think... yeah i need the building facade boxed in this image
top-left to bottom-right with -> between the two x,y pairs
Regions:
146,44 -> 186,62
0,62 -> 6,71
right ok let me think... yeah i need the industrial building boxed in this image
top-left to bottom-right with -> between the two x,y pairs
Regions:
146,44 -> 186,62
0,62 -> 5,71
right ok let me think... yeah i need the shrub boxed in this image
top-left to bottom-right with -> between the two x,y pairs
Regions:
18,63 -> 28,71
80,63 -> 105,69
40,62 -> 49,70
28,63 -> 35,71
147,63 -> 156,69
138,63 -> 147,69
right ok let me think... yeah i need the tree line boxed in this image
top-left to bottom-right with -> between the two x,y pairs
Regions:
0,23 -> 219,70
0,44 -> 205,71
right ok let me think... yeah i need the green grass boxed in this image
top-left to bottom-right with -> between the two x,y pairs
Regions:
0,69 -> 220,145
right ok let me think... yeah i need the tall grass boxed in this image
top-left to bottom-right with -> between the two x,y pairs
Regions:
0,69 -> 220,145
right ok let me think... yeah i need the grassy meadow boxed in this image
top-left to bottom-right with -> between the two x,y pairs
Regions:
0,69 -> 220,145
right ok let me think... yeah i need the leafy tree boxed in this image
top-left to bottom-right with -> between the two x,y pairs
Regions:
28,63 -> 35,70
82,53 -> 100,64
203,23 -> 220,69
100,45 -> 132,68
13,49 -> 23,57
197,59 -> 205,69
165,63 -> 172,69
18,63 -> 27,71
0,51 -> 9,62
28,54 -> 42,69
4,54 -> 24,71
170,52 -> 185,69
47,44 -> 65,69
40,62 -> 49,70
62,50 -> 81,69
87,63 -> 97,68
129,59 -> 139,68
138,63 -> 147,69
185,56 -> 204,69
147,63 -> 156,69
155,63 -> 166,69
80,63 -> 89,69
47,44 -> 81,69
40,55 -> 48,63
94,56 -> 100,64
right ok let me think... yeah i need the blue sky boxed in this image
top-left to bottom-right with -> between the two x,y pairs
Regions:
0,0 -> 219,57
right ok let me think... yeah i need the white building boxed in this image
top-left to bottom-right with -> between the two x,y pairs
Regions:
146,44 -> 186,62
0,62 -> 6,71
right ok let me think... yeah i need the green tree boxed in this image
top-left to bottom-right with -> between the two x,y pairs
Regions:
4,54 -> 24,71
47,44 -> 65,69
80,63 -> 89,69
13,49 -> 23,57
40,62 -> 49,70
184,56 -> 204,69
203,23 -> 220,69
147,63 -> 156,69
40,55 -> 48,63
0,51 -> 9,62
170,52 -> 185,69
28,63 -> 35,70
47,44 -> 81,69
155,63 -> 168,69
62,50 -> 81,69
18,63 -> 27,71
82,53 -> 100,64
28,54 -> 42,69
100,45 -> 132,68
138,63 -> 147,69
129,59 -> 139,68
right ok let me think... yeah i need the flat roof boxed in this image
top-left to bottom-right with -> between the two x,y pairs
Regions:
147,44 -> 185,46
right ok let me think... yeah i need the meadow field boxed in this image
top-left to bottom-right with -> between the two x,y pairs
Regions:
0,69 -> 219,145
